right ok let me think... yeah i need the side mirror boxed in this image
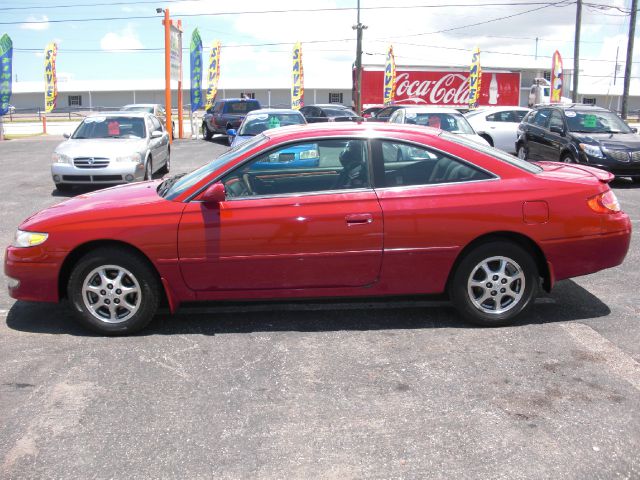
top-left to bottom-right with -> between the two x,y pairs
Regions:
550,125 -> 565,135
151,130 -> 163,139
226,128 -> 237,138
63,133 -> 70,139
632,127 -> 638,134
200,182 -> 226,204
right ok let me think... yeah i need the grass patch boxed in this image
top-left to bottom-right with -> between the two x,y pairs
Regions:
2,133 -> 46,140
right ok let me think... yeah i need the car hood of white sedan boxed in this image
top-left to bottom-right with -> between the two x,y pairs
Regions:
55,138 -> 148,158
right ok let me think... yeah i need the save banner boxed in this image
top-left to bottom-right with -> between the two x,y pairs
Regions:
292,41 -> 304,110
205,40 -> 221,110
190,28 -> 203,111
550,50 -> 563,104
44,42 -> 58,113
0,34 -> 12,116
383,45 -> 396,106
468,47 -> 481,109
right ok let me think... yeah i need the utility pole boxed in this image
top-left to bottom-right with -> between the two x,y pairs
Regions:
622,0 -> 637,119
572,0 -> 581,103
353,0 -> 367,115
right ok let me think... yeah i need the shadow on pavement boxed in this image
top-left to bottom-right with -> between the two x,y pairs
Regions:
5,279 -> 611,337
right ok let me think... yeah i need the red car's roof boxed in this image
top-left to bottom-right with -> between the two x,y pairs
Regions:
263,121 -> 442,142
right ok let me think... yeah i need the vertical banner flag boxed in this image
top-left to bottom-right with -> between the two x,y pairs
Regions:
468,47 -> 481,109
190,29 -> 203,111
0,34 -> 13,116
205,41 -> 221,110
550,50 -> 563,103
292,42 -> 304,110
44,42 -> 58,113
383,45 -> 396,106
170,24 -> 182,82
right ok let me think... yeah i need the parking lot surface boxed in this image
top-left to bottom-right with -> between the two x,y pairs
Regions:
0,135 -> 639,479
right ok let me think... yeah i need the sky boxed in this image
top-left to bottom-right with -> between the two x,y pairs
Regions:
0,0 -> 637,94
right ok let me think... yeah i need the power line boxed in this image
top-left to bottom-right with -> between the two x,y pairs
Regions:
0,0 -> 575,13
0,1 -> 574,24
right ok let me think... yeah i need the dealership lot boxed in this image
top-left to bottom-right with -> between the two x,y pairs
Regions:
0,135 -> 639,478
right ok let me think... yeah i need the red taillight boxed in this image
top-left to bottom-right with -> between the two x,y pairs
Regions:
588,190 -> 621,214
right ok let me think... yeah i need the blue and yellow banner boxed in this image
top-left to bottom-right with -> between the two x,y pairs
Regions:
0,34 -> 12,116
190,29 -> 203,111
383,45 -> 396,106
44,42 -> 58,113
291,42 -> 304,110
468,47 -> 481,110
205,40 -> 221,110
550,50 -> 563,104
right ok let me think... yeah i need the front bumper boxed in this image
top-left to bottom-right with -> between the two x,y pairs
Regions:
51,162 -> 145,185
5,246 -> 65,303
580,153 -> 640,178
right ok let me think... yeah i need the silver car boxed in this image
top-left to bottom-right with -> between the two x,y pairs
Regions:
51,112 -> 170,192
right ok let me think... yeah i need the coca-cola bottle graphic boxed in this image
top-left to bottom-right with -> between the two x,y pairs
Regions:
489,74 -> 499,104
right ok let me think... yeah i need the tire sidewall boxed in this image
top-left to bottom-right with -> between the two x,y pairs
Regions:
449,241 -> 539,327
67,248 -> 159,335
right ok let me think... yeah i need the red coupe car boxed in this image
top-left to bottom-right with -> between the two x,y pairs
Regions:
5,123 -> 631,334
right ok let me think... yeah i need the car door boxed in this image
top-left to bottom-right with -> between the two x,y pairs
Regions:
177,138 -> 383,291
541,110 -> 566,161
526,108 -> 551,160
483,111 -> 515,152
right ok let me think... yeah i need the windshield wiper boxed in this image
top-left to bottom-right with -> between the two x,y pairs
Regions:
158,172 -> 187,197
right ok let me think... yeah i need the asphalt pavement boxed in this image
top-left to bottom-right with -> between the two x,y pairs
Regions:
0,134 -> 638,479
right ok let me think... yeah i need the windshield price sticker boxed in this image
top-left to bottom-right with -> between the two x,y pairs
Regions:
565,111 -> 577,117
108,121 -> 120,136
583,115 -> 597,128
268,116 -> 281,128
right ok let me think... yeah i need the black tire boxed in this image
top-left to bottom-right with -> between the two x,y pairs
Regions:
517,144 -> 528,161
159,148 -> 170,174
480,134 -> 494,147
561,153 -> 575,163
632,177 -> 640,184
67,247 -> 160,335
144,157 -> 153,180
203,122 -> 213,140
171,122 -> 175,140
449,241 -> 539,327
55,183 -> 72,192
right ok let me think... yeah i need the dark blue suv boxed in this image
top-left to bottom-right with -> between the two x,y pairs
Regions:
516,104 -> 640,182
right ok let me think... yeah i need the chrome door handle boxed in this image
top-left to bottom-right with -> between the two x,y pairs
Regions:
345,213 -> 373,225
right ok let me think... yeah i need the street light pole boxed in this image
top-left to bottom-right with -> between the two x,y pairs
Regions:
162,8 -> 173,144
622,0 -> 637,119
572,0 -> 581,103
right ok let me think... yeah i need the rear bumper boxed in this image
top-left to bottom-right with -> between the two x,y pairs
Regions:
5,246 -> 64,303
542,216 -> 632,282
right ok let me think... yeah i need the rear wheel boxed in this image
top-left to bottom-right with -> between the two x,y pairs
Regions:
55,183 -> 72,193
517,144 -> 528,161
67,247 -> 160,335
449,241 -> 539,327
203,122 -> 213,140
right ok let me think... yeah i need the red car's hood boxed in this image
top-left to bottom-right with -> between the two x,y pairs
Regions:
20,180 -> 171,231
534,161 -> 614,184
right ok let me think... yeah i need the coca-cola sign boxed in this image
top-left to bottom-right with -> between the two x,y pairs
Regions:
360,69 -> 521,107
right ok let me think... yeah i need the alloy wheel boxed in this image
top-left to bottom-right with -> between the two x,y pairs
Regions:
81,265 -> 142,323
467,256 -> 525,315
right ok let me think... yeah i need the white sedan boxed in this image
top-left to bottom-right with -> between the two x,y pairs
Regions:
464,106 -> 531,154
388,107 -> 490,147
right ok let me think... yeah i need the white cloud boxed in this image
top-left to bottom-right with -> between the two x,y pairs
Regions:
20,15 -> 49,31
100,24 -> 144,52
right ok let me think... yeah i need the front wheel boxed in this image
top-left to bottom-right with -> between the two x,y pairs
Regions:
561,154 -> 575,163
144,158 -> 153,180
67,247 -> 160,335
203,122 -> 213,140
449,241 -> 539,327
159,148 -> 170,174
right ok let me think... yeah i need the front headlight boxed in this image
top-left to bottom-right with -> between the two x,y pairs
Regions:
115,153 -> 143,163
52,152 -> 72,164
12,230 -> 49,248
579,143 -> 604,159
